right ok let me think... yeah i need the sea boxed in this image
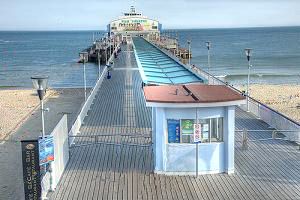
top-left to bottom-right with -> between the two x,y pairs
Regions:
0,26 -> 300,88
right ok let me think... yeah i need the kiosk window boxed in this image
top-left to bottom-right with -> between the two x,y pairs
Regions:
167,118 -> 224,144
181,119 -> 194,143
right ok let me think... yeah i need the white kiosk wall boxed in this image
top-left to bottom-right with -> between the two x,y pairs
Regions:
153,106 -> 235,175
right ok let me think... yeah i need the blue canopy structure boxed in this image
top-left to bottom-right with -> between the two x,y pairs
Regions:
133,37 -> 206,85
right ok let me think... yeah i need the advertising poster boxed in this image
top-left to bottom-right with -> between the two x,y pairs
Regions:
181,119 -> 194,134
167,119 -> 180,143
38,136 -> 54,166
21,140 -> 42,200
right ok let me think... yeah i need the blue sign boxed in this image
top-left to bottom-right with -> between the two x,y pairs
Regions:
168,119 -> 180,143
38,136 -> 54,166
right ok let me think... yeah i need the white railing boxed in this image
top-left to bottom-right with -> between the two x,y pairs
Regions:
236,129 -> 300,151
68,43 -> 120,146
41,114 -> 69,198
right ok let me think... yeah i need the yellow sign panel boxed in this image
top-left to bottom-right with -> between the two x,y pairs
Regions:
111,18 -> 158,32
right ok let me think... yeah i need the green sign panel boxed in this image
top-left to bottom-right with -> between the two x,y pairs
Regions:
181,119 -> 194,134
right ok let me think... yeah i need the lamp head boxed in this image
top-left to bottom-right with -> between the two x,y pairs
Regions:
31,76 -> 49,100
244,48 -> 252,61
206,41 -> 211,50
79,52 -> 88,63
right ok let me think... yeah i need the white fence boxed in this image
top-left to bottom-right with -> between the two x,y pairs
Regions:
68,44 -> 119,146
68,65 -> 108,145
41,114 -> 69,198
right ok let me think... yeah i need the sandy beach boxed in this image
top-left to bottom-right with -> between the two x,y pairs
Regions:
0,89 -> 57,140
238,84 -> 300,123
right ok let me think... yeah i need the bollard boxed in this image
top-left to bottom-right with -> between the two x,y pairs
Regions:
257,104 -> 261,119
242,129 -> 248,150
272,130 -> 277,139
107,71 -> 111,79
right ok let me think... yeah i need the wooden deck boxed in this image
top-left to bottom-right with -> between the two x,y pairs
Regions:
50,44 -> 300,200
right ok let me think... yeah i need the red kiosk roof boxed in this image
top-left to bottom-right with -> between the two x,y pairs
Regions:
144,84 -> 245,103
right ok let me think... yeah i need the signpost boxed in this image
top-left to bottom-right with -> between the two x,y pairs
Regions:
21,140 -> 42,200
194,123 -> 201,177
194,108 -> 200,177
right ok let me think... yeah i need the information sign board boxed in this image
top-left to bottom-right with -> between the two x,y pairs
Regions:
167,119 -> 180,143
181,119 -> 194,134
38,136 -> 54,166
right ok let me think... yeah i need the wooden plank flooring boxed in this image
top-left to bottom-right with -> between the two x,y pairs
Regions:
50,44 -> 300,200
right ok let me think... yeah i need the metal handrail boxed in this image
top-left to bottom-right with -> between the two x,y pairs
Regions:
69,134 -> 151,138
236,129 -> 300,151
70,141 -> 152,149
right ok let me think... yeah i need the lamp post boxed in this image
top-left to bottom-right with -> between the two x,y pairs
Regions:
244,48 -> 253,112
187,40 -> 191,65
105,41 -> 108,65
97,51 -> 101,80
31,76 -> 49,138
206,41 -> 211,83
79,52 -> 88,101
31,75 -> 55,194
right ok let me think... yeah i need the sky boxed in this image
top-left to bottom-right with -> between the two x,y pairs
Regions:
0,0 -> 300,30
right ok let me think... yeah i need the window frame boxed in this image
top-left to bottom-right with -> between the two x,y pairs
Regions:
167,117 -> 224,144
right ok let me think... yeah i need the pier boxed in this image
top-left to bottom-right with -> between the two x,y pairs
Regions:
79,37 -> 120,64
49,42 -> 300,199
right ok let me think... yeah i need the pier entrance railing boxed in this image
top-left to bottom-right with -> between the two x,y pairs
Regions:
68,133 -> 152,149
67,133 -> 153,171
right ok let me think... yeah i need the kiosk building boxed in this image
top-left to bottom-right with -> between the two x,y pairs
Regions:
144,84 -> 246,175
